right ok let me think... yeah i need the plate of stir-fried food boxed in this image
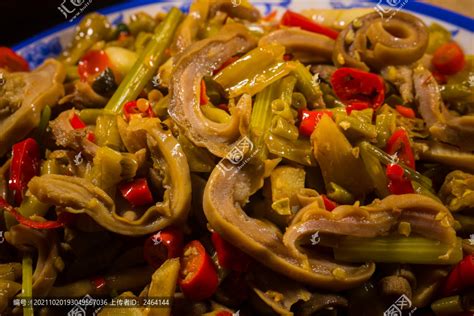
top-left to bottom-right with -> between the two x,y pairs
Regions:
0,0 -> 473,315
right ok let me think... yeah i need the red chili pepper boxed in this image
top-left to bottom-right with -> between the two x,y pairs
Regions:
263,10 -> 278,22
386,164 -> 414,195
144,227 -> 184,269
213,56 -> 240,75
281,10 -> 339,40
8,138 -> 40,205
432,70 -> 447,85
123,100 -> 154,121
330,67 -> 385,110
432,42 -> 465,75
200,80 -> 209,105
216,311 -> 233,316
298,109 -> 333,137
345,101 -> 370,115
78,50 -> 111,82
442,255 -> 474,297
119,178 -> 154,207
395,105 -> 416,119
283,53 -> 294,61
216,103 -> 229,113
69,113 -> 96,143
385,129 -> 415,169
0,47 -> 29,72
70,113 -> 87,129
211,232 -> 251,272
179,240 -> 219,301
0,198 -> 64,229
321,195 -> 338,211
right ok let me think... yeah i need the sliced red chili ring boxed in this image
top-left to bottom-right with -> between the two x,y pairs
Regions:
179,240 -> 219,301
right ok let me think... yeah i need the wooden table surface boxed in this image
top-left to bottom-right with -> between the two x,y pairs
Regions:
422,0 -> 474,17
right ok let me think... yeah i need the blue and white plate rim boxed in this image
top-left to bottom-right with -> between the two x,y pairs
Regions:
12,0 -> 474,69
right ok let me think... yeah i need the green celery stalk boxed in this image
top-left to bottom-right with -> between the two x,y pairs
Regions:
250,82 -> 280,160
22,254 -> 33,316
104,8 -> 182,113
291,61 -> 322,107
359,141 -> 433,188
334,236 -> 463,265
431,295 -> 464,315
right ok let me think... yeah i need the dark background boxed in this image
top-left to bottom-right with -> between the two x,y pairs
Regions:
0,0 -> 128,47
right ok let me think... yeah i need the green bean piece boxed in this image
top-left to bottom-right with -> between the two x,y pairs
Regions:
431,295 -> 464,315
59,13 -> 112,65
95,114 -> 123,150
65,65 -> 80,81
426,22 -> 451,54
203,76 -> 225,105
335,111 -> 377,142
120,153 -> 139,180
291,61 -> 322,107
36,105 -> 51,142
291,92 -> 307,109
359,142 -> 390,198
412,181 -> 442,202
265,133 -> 316,166
249,82 -> 282,161
22,255 -> 33,316
375,111 -> 396,148
454,214 -> 474,234
177,134 -> 215,173
86,147 -> 123,197
327,182 -> 355,204
201,104 -> 231,123
214,44 -> 285,91
313,116 -> 373,197
359,141 -> 433,188
152,95 -> 170,118
271,99 -> 294,123
334,237 -> 463,265
134,32 -> 153,55
270,116 -> 299,141
79,109 -> 104,125
278,75 -> 297,105
104,8 -> 182,113
128,12 -> 156,36
226,61 -> 293,98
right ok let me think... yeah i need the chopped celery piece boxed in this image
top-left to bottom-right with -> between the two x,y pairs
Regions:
22,254 -> 33,316
334,236 -> 463,265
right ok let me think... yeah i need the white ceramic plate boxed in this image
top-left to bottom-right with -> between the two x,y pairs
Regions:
13,0 -> 473,69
